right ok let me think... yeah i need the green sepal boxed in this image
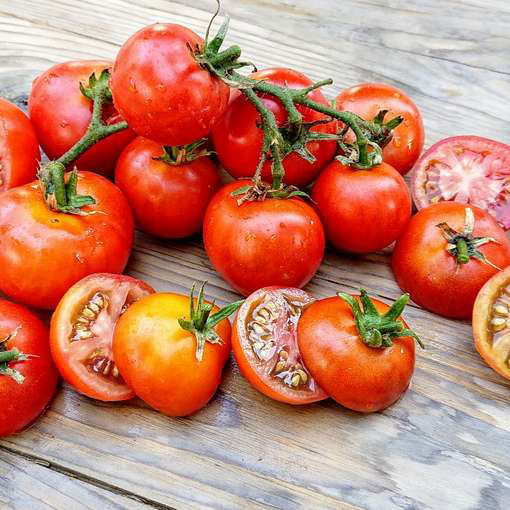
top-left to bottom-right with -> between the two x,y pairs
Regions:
0,328 -> 30,384
79,69 -> 112,103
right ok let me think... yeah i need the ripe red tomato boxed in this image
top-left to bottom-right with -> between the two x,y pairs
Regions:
0,300 -> 59,436
311,160 -> 411,253
0,98 -> 40,191
212,68 -> 337,187
111,24 -> 230,146
473,267 -> 510,381
0,172 -> 134,310
335,83 -> 424,175
411,136 -> 510,230
50,273 -> 154,401
29,60 -> 136,176
298,292 -> 416,412
203,180 -> 325,296
232,287 -> 328,404
393,202 -> 510,319
115,137 -> 221,238
113,291 -> 233,416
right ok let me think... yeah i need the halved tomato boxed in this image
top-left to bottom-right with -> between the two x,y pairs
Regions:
473,267 -> 510,380
50,273 -> 154,401
232,287 -> 328,405
411,136 -> 510,230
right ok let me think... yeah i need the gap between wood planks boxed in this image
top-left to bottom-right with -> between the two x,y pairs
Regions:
0,443 -> 176,510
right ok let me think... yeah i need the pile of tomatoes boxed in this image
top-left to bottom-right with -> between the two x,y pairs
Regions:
1,8 -> 510,438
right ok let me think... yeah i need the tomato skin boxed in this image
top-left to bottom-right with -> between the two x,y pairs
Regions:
0,300 -> 59,436
335,83 -> 424,175
298,295 -> 415,413
111,24 -> 230,146
0,98 -> 40,191
393,202 -> 510,319
212,68 -> 337,187
50,273 -> 155,401
115,137 -> 221,239
311,160 -> 411,253
28,61 -> 136,176
113,293 -> 231,417
0,172 -> 134,310
203,180 -> 325,296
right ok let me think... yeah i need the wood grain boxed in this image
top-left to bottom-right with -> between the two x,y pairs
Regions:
1,0 -> 510,509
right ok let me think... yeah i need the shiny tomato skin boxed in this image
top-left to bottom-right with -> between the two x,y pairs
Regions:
312,160 -> 412,253
393,202 -> 510,319
298,295 -> 415,413
203,180 -> 325,296
0,172 -> 134,310
113,292 -> 232,417
335,83 -> 424,175
0,98 -> 40,191
50,273 -> 155,401
111,24 -> 230,146
212,68 -> 337,187
115,137 -> 221,238
28,60 -> 136,176
0,300 -> 59,436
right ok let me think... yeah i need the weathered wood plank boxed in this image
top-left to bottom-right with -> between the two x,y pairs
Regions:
0,0 -> 509,508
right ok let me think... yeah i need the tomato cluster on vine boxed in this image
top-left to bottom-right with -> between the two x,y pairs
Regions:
1,2 -> 510,436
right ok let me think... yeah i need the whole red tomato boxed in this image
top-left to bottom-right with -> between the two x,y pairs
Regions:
0,300 -> 59,436
115,137 -> 220,238
29,60 -> 136,176
51,273 -> 154,401
335,83 -> 424,175
113,289 -> 237,416
393,202 -> 510,319
0,98 -> 40,191
203,181 -> 325,296
298,291 -> 418,413
212,68 -> 337,187
312,160 -> 411,253
0,172 -> 134,310
111,24 -> 230,146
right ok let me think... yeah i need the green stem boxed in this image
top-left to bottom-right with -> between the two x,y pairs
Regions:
456,238 -> 470,264
0,349 -> 20,363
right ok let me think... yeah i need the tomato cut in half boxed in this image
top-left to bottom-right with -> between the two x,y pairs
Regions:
50,273 -> 155,401
411,136 -> 510,230
232,287 -> 328,405
473,267 -> 510,380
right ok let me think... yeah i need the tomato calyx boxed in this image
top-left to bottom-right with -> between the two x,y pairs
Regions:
230,180 -> 309,205
38,69 -> 128,214
156,138 -> 213,166
178,283 -> 243,361
437,207 -> 500,269
338,289 -> 424,349
0,327 -> 30,384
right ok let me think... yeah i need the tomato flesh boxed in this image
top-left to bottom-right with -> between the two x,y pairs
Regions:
232,287 -> 328,405
50,273 -> 154,401
411,136 -> 510,230
473,267 -> 510,380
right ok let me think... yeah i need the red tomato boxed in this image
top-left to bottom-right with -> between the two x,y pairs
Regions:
29,60 -> 136,176
111,24 -> 230,146
50,273 -> 154,401
411,136 -> 510,230
335,83 -> 424,175
232,287 -> 328,404
212,68 -> 337,187
298,293 -> 416,412
115,137 -> 221,238
311,160 -> 411,253
0,98 -> 40,191
0,300 -> 58,436
473,267 -> 510,380
393,202 -> 510,319
0,172 -> 134,310
113,292 -> 232,416
203,180 -> 325,296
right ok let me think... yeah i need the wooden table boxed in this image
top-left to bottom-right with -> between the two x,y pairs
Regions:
1,1 -> 509,508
